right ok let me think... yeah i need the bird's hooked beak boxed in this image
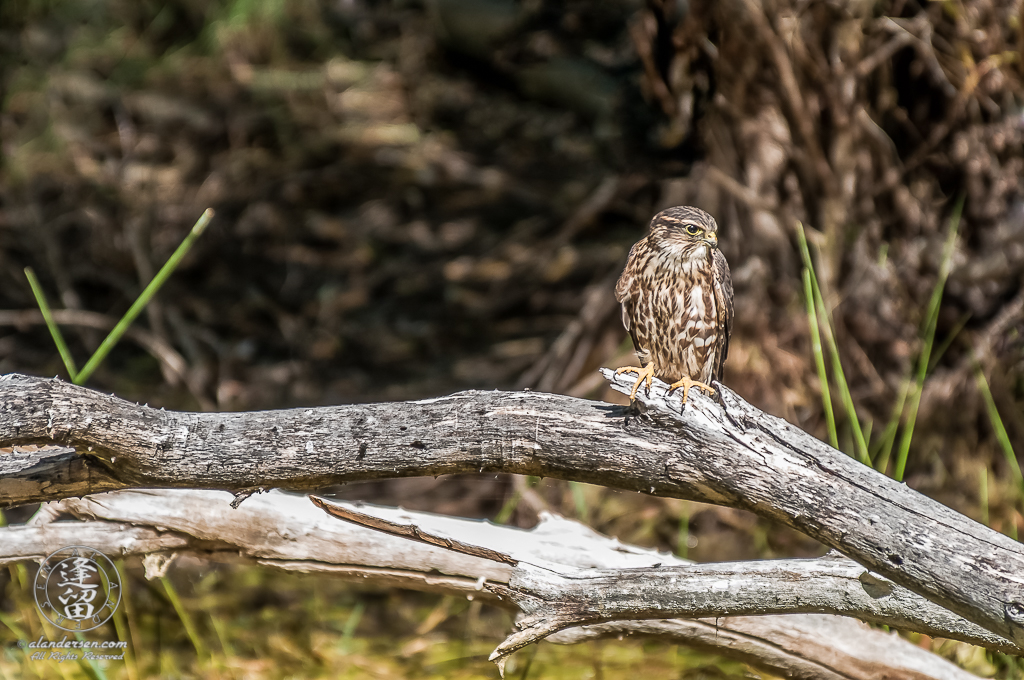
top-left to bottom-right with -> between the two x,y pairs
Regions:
705,232 -> 718,249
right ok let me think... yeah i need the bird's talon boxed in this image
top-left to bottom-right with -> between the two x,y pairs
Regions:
616,365 -> 656,400
667,377 -> 715,404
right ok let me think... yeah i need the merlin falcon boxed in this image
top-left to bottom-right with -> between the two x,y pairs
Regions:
615,206 -> 734,402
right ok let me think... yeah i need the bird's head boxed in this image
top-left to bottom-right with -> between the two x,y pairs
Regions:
648,206 -> 720,263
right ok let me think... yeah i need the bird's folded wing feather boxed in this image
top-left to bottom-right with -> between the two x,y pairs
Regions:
712,248 -> 735,381
615,242 -> 648,366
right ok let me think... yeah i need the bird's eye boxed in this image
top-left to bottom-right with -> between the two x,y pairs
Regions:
685,224 -> 702,236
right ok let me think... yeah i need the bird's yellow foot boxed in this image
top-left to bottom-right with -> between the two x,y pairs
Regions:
668,376 -> 715,403
616,364 -> 656,400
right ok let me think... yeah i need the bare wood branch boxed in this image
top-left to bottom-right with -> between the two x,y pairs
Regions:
545,617 -> 979,680
2,371 -> 1023,649
0,489 -> 981,680
3,489 -> 510,594
310,495 -> 517,565
309,496 -> 1013,657
490,556 -> 1016,658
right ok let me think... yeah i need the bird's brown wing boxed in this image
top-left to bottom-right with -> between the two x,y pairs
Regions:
711,248 -> 734,382
615,241 -> 648,366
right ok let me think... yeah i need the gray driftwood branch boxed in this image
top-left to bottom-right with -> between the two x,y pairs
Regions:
2,370 -> 1024,652
0,489 -> 980,680
313,496 -> 1012,659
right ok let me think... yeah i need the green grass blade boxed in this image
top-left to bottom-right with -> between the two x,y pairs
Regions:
676,504 -> 690,560
871,375 -> 911,474
24,267 -> 78,380
210,609 -> 235,658
569,481 -> 589,523
111,561 -> 140,680
975,366 -> 1023,491
494,487 -> 523,525
801,267 -> 837,448
891,369 -> 926,481
871,309 -> 966,476
929,312 -> 970,372
339,601 -> 365,653
812,284 -> 870,464
516,643 -> 539,679
74,631 -> 110,680
75,208 -> 213,385
0,610 -> 29,640
893,196 -> 963,481
979,466 -> 990,527
796,222 -> 867,460
161,577 -> 210,660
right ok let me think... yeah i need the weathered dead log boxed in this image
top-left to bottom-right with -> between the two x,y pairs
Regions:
1,370 -> 1023,651
0,489 -> 982,680
312,496 -> 1012,658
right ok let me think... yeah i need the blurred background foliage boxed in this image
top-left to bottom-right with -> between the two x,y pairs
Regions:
1,0 -> 1024,676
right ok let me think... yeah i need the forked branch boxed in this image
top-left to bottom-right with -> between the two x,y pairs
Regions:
311,495 -> 1015,663
0,489 -> 986,679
